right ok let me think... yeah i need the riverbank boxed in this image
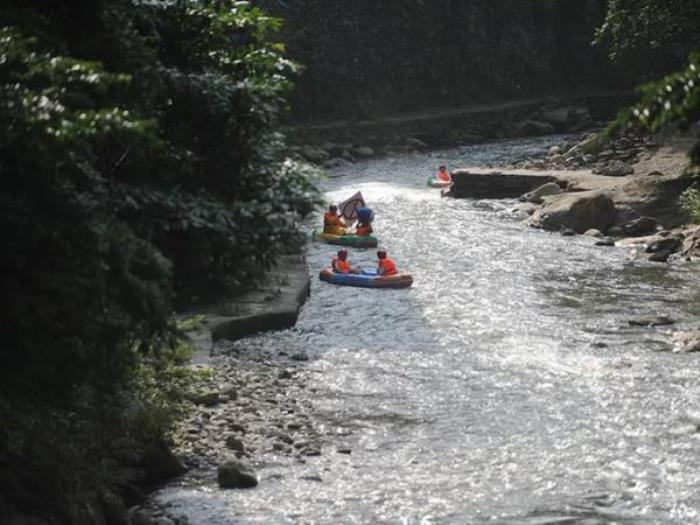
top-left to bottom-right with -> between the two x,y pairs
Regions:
128,256 -> 315,524
450,129 -> 700,261
286,92 -> 633,170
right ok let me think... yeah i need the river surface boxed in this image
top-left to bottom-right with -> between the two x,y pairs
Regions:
157,137 -> 700,524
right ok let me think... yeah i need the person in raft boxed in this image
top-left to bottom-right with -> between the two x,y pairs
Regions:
436,165 -> 450,182
323,204 -> 347,235
332,249 -> 357,274
355,207 -> 374,237
376,249 -> 398,276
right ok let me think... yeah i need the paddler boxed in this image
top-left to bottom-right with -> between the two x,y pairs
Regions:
355,206 -> 374,237
436,165 -> 450,182
331,249 -> 357,274
376,249 -> 398,276
323,204 -> 347,235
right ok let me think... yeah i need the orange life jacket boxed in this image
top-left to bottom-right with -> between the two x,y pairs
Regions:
324,212 -> 345,233
356,223 -> 373,236
332,257 -> 351,274
378,257 -> 397,276
437,170 -> 450,182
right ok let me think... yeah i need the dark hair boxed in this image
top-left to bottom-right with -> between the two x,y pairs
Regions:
329,204 -> 337,211
337,249 -> 348,259
439,165 -> 446,170
377,250 -> 386,259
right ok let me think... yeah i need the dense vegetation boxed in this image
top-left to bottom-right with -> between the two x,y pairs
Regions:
596,0 -> 700,219
0,1 -> 319,522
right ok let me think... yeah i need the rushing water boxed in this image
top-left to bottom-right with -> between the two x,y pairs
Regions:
157,137 -> 700,524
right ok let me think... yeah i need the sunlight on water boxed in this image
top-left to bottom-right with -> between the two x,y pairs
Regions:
156,137 -> 700,524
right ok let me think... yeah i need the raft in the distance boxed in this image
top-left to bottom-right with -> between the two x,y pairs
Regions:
312,231 -> 378,248
319,268 -> 413,289
427,178 -> 451,188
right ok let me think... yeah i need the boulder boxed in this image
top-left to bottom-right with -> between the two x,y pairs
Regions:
648,250 -> 672,263
628,316 -> 675,327
595,237 -> 615,247
405,137 -> 428,150
350,146 -> 375,158
225,436 -> 245,454
521,182 -> 562,204
645,236 -> 682,254
527,191 -> 616,234
680,225 -> 700,258
321,157 -> 352,170
547,145 -> 562,156
622,216 -> 660,236
140,440 -> 186,485
541,108 -> 569,129
583,229 -> 604,238
672,331 -> 700,353
299,145 -> 329,164
217,458 -> 258,489
340,150 -> 357,163
517,120 -> 555,137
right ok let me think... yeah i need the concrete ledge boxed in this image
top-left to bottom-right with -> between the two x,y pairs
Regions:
182,255 -> 310,364
450,168 -> 565,198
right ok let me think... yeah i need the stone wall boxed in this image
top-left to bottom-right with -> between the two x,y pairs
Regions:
264,0 -> 636,123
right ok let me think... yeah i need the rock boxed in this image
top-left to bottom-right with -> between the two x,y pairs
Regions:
337,448 -> 352,454
406,137 -> 428,150
299,145 -> 329,164
517,120 -> 555,136
648,250 -> 672,263
680,225 -> 700,258
593,160 -> 634,177
217,458 -> 258,489
340,150 -> 357,163
324,142 -> 352,157
527,191 -> 616,234
350,146 -> 375,158
521,182 -> 562,204
541,107 -> 569,127
321,157 -> 352,170
628,316 -> 675,327
561,228 -> 576,236
566,107 -> 593,131
291,351 -> 309,362
672,331 -> 700,353
583,228 -> 603,238
229,423 -> 246,433
130,509 -> 153,525
303,447 -> 322,457
300,474 -> 323,482
622,216 -> 660,236
278,369 -> 293,379
645,236 -> 682,253
140,440 -> 186,485
191,391 -> 220,407
101,491 -> 128,525
607,226 -> 624,236
547,145 -> 562,156
595,237 -> 615,247
225,436 -> 245,454
155,519 -> 175,525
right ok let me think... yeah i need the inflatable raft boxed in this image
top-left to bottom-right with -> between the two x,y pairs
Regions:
313,231 -> 378,248
427,177 -> 451,188
319,268 -> 413,289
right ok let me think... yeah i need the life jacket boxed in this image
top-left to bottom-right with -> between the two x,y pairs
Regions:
356,223 -> 373,236
378,257 -> 397,276
332,257 -> 351,274
437,170 -> 450,182
324,212 -> 345,234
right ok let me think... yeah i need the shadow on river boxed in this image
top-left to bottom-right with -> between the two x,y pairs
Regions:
156,136 -> 700,524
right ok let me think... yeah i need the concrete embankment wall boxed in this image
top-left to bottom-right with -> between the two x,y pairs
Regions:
261,0 -> 639,124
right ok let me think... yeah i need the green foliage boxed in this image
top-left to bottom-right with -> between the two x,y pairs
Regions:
605,53 -> 700,144
595,0 -> 700,64
0,0 -> 320,520
680,186 -> 700,222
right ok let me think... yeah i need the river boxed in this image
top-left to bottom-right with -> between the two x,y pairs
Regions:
156,137 -> 700,524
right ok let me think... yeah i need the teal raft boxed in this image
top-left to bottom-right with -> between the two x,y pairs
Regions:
427,177 -> 451,188
312,230 -> 378,248
319,268 -> 413,289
